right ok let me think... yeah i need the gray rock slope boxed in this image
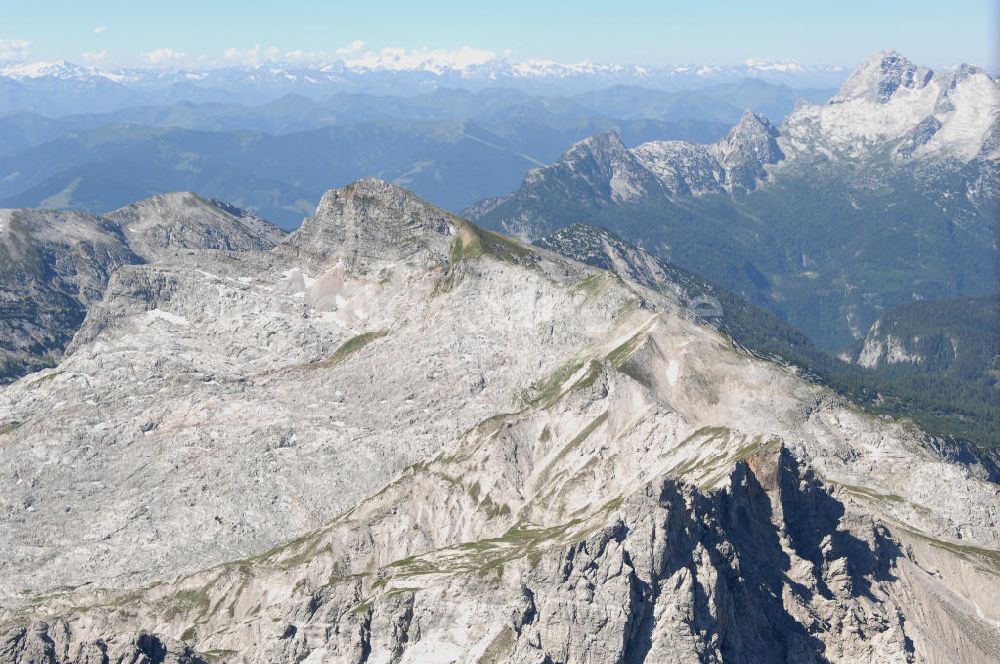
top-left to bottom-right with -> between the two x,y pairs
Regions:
0,193 -> 284,384
0,179 -> 998,663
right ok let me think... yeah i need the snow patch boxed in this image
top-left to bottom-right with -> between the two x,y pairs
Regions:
666,359 -> 680,386
145,309 -> 190,327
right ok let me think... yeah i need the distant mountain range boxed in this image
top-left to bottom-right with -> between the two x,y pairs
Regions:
0,57 -> 849,109
468,51 -> 999,353
0,79 -> 832,140
0,116 -> 730,228
0,77 -> 839,227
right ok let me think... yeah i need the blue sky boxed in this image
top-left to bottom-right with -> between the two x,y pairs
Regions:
0,0 -> 994,68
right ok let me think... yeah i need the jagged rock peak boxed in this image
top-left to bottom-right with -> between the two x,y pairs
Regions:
831,49 -> 932,104
718,109 -> 782,157
711,109 -> 784,189
732,109 -> 778,137
284,177 -> 458,265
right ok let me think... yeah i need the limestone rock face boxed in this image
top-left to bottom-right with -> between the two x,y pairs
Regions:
104,192 -> 286,260
284,176 -> 457,266
831,50 -> 933,104
711,110 -> 784,189
0,180 -> 998,663
0,194 -> 285,384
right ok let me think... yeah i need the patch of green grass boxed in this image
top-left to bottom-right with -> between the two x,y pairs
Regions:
180,626 -> 196,641
242,532 -> 315,565
162,588 -> 211,621
670,456 -> 703,476
572,274 -> 606,297
315,329 -> 389,368
523,358 -> 604,411
539,425 -> 551,443
902,527 -> 1000,572
477,627 -> 514,664
556,412 -> 609,462
474,226 -> 537,264
606,330 -> 646,367
450,227 -> 483,263
522,359 -> 584,408
203,650 -> 237,660
445,220 -> 537,271
573,360 -> 603,392
29,370 -> 63,389
350,598 -> 374,615
840,484 -> 906,505
732,436 -> 781,462
602,496 -> 625,513
617,359 -> 654,390
0,421 -> 21,436
613,297 -> 640,319
377,518 -> 585,588
479,494 -> 510,520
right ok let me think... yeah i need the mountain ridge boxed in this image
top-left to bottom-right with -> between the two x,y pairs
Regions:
0,193 -> 286,384
0,179 -> 998,662
467,50 -> 999,355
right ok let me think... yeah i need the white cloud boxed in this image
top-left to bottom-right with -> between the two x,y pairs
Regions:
335,40 -> 366,57
281,49 -> 329,64
342,46 -> 499,73
82,50 -> 109,66
94,26 -> 107,34
221,42 -> 360,67
743,57 -> 804,72
140,41 -> 500,72
0,39 -> 32,62
141,47 -> 189,67
222,44 -> 282,67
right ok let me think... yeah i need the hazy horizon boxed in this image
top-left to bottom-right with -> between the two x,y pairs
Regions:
1,0 -> 994,70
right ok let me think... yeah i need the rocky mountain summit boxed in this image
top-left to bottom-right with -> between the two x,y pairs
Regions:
0,193 -> 284,384
0,179 -> 998,662
467,51 -> 999,354
474,50 -> 998,227
783,50 -> 999,164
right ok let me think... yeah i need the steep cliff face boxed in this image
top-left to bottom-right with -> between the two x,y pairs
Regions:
0,181 -> 998,663
0,209 -> 138,382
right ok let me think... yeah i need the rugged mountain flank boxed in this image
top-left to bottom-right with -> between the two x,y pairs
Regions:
0,208 -> 138,381
0,193 -> 285,384
535,224 -> 1000,453
0,180 -> 998,662
105,193 -> 285,260
632,109 -> 784,194
467,51 -> 1000,354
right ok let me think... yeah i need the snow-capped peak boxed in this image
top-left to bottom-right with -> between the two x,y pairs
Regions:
0,59 -> 86,79
830,49 -> 932,104
0,59 -> 129,83
743,58 -> 806,73
782,50 -> 1000,163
